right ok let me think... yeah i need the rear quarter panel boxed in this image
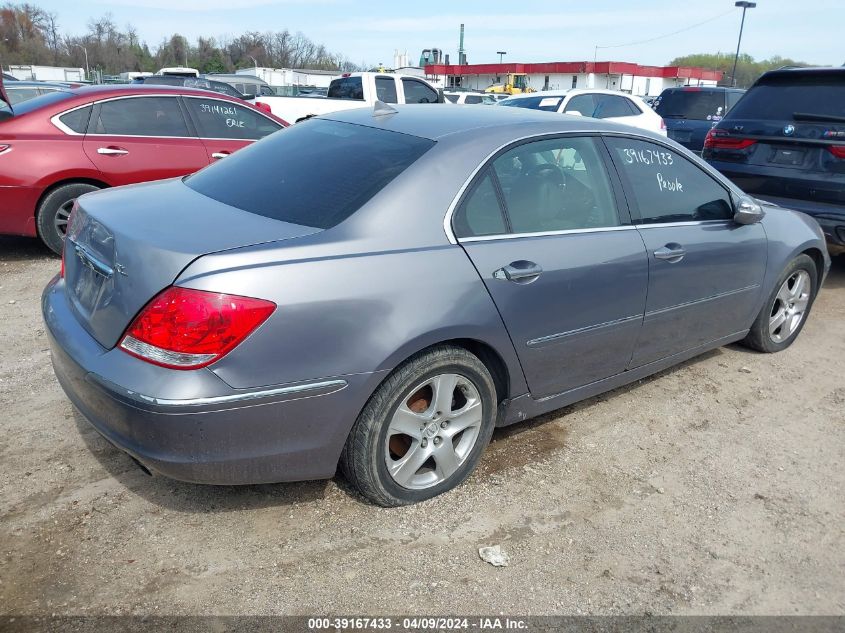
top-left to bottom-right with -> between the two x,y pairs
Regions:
177,239 -> 528,399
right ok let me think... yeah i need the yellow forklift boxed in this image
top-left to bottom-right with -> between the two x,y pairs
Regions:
485,73 -> 535,95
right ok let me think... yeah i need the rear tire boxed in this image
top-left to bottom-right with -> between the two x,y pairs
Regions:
742,254 -> 817,353
36,183 -> 101,255
340,345 -> 496,507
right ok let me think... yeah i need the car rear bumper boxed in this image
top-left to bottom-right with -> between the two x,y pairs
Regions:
0,184 -> 40,237
43,275 -> 381,485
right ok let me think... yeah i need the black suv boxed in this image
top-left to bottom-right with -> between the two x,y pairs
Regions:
654,86 -> 745,152
703,67 -> 845,255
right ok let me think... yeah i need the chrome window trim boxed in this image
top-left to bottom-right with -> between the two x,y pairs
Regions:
459,225 -> 635,243
50,102 -> 94,136
634,219 -> 733,229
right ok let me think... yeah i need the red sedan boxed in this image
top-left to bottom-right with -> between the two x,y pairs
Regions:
0,84 -> 287,253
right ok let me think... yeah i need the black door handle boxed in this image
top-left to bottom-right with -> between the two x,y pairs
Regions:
653,243 -> 686,263
493,260 -> 543,283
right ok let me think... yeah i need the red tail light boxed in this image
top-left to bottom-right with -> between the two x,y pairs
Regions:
704,128 -> 756,150
119,287 -> 276,370
254,101 -> 272,114
828,145 -> 845,159
60,248 -> 65,278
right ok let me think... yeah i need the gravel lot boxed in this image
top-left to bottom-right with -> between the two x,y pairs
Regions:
1,236 -> 843,617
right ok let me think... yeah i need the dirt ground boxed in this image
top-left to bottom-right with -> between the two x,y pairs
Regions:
1,235 -> 843,617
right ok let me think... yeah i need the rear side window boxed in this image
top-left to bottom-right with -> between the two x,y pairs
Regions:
594,95 -> 638,118
93,97 -> 189,137
57,105 -> 92,134
606,137 -> 733,224
464,95 -> 483,105
564,94 -> 597,116
727,74 -> 845,121
500,96 -> 562,112
402,79 -> 438,104
183,98 -> 281,140
375,76 -> 397,103
453,172 -> 507,238
492,136 -> 619,233
185,119 -> 435,229
328,77 -> 364,100
655,90 -> 726,120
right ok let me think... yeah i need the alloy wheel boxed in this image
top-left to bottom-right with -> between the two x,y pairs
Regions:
384,373 -> 483,490
54,199 -> 75,239
769,270 -> 811,344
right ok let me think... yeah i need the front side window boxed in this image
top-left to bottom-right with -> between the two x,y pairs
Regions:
93,96 -> 189,137
456,136 -> 619,237
375,76 -> 398,103
444,94 -> 458,103
402,79 -> 438,104
184,98 -> 281,140
605,137 -> 733,224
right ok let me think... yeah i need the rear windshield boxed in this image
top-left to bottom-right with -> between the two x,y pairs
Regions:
499,96 -> 562,112
727,73 -> 845,121
327,77 -> 364,100
655,90 -> 725,120
185,119 -> 435,229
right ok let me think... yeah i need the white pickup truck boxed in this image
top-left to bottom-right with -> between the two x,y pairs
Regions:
254,72 -> 444,123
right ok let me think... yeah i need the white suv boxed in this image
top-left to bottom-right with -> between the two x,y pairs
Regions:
499,89 -> 667,135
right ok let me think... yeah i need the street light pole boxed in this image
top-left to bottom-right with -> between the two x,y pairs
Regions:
71,43 -> 89,81
497,51 -> 507,64
731,1 -> 756,87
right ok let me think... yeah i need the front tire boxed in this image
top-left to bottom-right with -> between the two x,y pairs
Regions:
341,345 -> 497,506
742,254 -> 817,353
36,183 -> 101,255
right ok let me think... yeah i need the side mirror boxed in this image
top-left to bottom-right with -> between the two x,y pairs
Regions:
565,110 -> 583,117
733,196 -> 765,225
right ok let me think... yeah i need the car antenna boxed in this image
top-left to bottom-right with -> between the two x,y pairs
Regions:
373,100 -> 397,117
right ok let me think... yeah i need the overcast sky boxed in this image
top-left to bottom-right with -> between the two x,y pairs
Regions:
35,0 -> 842,68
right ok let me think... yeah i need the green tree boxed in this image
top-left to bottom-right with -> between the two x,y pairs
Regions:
669,52 -> 809,88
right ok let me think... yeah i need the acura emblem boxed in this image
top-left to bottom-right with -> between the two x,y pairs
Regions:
783,124 -> 795,136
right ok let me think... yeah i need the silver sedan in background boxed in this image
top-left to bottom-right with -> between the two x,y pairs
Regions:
43,105 -> 830,506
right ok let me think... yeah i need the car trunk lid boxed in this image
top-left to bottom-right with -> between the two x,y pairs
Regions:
64,177 -> 321,349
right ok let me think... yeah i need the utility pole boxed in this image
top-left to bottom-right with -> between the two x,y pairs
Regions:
71,43 -> 89,81
731,1 -> 756,87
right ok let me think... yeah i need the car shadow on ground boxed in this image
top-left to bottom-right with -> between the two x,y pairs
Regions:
72,410 -> 337,512
0,236 -> 55,261
74,348 -> 727,511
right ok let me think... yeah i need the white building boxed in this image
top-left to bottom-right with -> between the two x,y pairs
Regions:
7,65 -> 85,82
424,61 -> 723,97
